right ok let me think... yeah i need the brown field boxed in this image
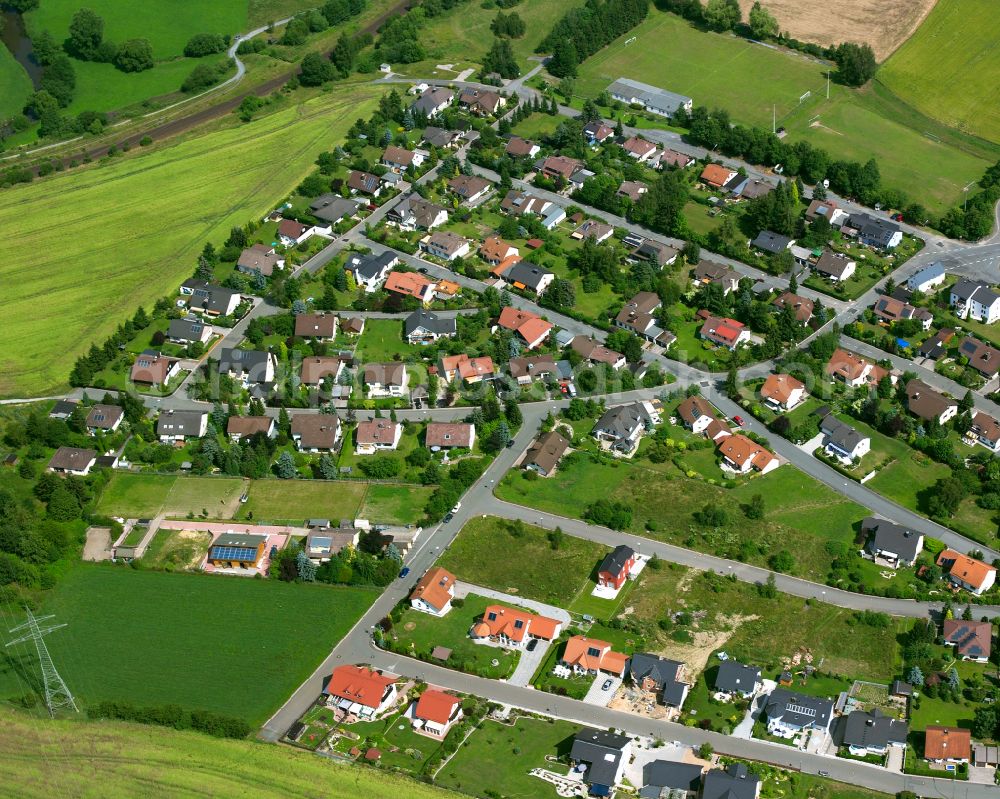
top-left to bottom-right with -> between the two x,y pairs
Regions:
736,0 -> 939,60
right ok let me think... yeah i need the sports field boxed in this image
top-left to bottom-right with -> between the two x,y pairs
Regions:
0,707 -> 462,798
0,565 -> 378,724
879,0 -> 1000,145
0,86 -> 380,398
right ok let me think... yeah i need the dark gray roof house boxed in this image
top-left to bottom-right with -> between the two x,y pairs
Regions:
715,660 -> 761,696
181,280 -> 241,316
422,126 -> 459,148
593,402 -> 656,452
49,399 -> 78,419
862,517 -> 923,566
309,194 -> 361,224
764,688 -> 834,733
640,761 -> 703,798
890,680 -> 913,698
167,317 -> 210,344
346,250 -> 398,286
629,653 -> 687,706
570,728 -> 631,792
846,213 -> 901,249
702,764 -> 760,799
600,545 -> 636,581
503,260 -> 554,294
819,413 -> 869,460
404,309 -> 456,340
751,230 -> 793,254
218,348 -> 275,384
837,709 -> 908,753
156,410 -> 206,439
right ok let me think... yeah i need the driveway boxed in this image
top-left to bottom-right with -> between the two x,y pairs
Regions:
731,680 -> 774,738
798,433 -> 824,454
886,745 -> 904,773
509,638 -> 549,687
583,675 -> 620,707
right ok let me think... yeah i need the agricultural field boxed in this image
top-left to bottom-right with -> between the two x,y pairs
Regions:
0,86 -> 381,398
879,0 -> 1000,145
0,565 -> 378,725
0,706 -> 461,799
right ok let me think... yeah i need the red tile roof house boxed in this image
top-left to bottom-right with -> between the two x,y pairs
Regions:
410,689 -> 463,738
540,155 -> 582,181
300,356 -> 345,386
479,236 -> 519,265
291,414 -> 342,452
470,605 -> 562,648
363,362 -> 409,398
277,218 -> 315,247
355,418 -> 403,455
675,396 -> 730,440
439,353 -> 496,384
936,549 -> 997,596
47,446 -> 97,476
760,374 -> 807,411
941,618 -> 993,663
347,170 -> 383,196
772,291 -> 814,324
583,121 -> 614,144
130,352 -> 181,387
924,726 -> 971,764
598,545 -> 636,591
324,665 -> 398,720
385,271 -> 437,304
508,354 -> 558,385
717,434 -> 779,475
700,163 -> 739,189
622,136 -> 657,162
382,145 -> 426,172
571,336 -> 626,370
560,635 -> 629,677
426,422 -> 476,451
295,313 -> 338,340
497,306 -> 553,350
699,314 -> 750,350
226,416 -> 276,441
824,348 -> 890,388
409,566 -> 456,616
505,136 -> 540,158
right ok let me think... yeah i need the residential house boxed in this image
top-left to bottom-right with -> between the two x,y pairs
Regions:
813,251 -> 857,283
447,175 -> 492,205
583,121 -> 614,144
631,239 -> 679,267
480,236 -> 519,265
276,218 -> 310,247
598,545 -> 636,591
439,353 -> 495,384
458,87 -> 505,116
691,261 -> 741,295
715,660 -> 761,698
676,396 -> 730,440
470,605 -> 561,647
751,230 -> 793,255
85,404 -> 124,435
363,363 -> 409,397
305,522 -> 359,563
906,262 -> 947,293
237,244 -> 285,277
324,665 -> 397,720
700,163 -> 739,190
509,354 -> 557,385
156,410 -> 207,443
615,291 -> 673,347
919,328 -> 956,360
628,653 -> 688,707
950,279 -> 1000,323
47,447 -> 97,476
355,418 -> 403,454
130,352 -> 181,387
218,348 -> 276,386
608,77 -> 692,118
834,708 -> 909,757
404,309 -> 456,344
300,356 -> 344,386
862,517 -> 923,567
385,271 -> 437,304
571,219 -> 615,243
381,145 -> 425,172
592,401 -> 659,455
699,314 -> 750,350
426,422 -> 476,450
295,313 -> 338,340
499,189 -> 553,217
640,761 -> 703,799
924,726 -> 971,764
168,316 -> 213,345
495,260 -> 554,295
291,414 -> 342,452
764,688 -> 834,738
497,306 -> 552,349
411,689 -> 462,737
505,136 -> 540,158
346,250 -> 398,292
969,411 -> 1000,452
617,180 -> 648,202
412,86 -> 454,117
347,170 -> 382,196
958,336 -> 1000,378
49,400 -> 77,420
387,196 -> 448,231
825,348 -> 889,388
572,336 -> 626,370
409,566 -> 456,616
622,136 -> 657,161
906,379 -> 958,425
179,280 -> 242,317
806,198 -> 844,225
845,213 -> 902,249
206,532 -> 266,569
772,291 -> 814,324
226,416 -> 276,441
942,619 -> 992,663
421,230 -> 471,261
936,549 -> 997,596
422,125 -> 460,148
341,316 -> 366,336
523,430 -> 569,477
703,764 -> 761,799
660,148 -> 695,169
819,413 -> 871,463
730,177 -> 773,200
570,728 -> 633,795
873,296 -> 934,330
760,373 -> 806,411
560,636 -> 629,677
308,194 -> 361,225
540,155 -> 582,182
717,434 -> 779,475
435,279 -> 461,301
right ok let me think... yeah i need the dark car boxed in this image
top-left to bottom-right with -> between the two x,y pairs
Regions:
443,512 -> 454,523
398,567 -> 410,579
506,439 -> 515,448
526,638 -> 538,652
418,267 -> 429,274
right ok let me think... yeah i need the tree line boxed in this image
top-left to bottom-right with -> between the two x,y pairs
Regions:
539,0 -> 650,78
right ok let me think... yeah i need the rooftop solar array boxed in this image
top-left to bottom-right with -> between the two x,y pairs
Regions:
210,545 -> 259,561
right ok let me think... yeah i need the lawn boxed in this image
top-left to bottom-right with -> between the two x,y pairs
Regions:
0,86 -> 381,398
878,0 -> 1000,145
0,42 -> 32,120
237,479 -> 369,523
437,516 -> 609,607
355,318 -> 417,362
0,565 -> 379,725
512,112 -> 564,141
867,449 -> 950,519
436,716 -> 577,799
388,593 -> 520,680
909,694 -> 976,731
94,473 -> 245,518
0,707 -> 463,799
358,482 -> 436,525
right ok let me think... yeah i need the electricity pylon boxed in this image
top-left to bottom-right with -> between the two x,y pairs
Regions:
7,609 -> 79,716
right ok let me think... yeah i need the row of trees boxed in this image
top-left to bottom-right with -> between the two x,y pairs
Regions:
540,0 -> 650,78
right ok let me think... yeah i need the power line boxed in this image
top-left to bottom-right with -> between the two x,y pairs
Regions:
6,609 -> 79,716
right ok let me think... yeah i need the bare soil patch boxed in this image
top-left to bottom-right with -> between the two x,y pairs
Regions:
655,614 -> 757,677
736,0 -> 939,60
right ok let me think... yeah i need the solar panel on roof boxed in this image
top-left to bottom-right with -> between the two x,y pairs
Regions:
210,546 -> 258,561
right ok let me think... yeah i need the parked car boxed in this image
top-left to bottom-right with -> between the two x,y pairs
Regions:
602,679 -> 613,691
506,439 -> 515,448
443,512 -> 454,523
398,567 -> 410,578
733,415 -> 745,427
526,638 -> 538,652
418,267 -> 429,274
451,501 -> 462,513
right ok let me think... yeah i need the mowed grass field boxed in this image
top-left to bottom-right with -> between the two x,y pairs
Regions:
94,473 -> 246,518
879,0 -> 1000,145
0,86 -> 380,398
0,566 -> 378,725
0,43 -> 33,120
574,9 -> 994,213
0,707 -> 464,799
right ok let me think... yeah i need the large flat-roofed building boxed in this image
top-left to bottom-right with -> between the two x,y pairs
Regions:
608,77 -> 693,118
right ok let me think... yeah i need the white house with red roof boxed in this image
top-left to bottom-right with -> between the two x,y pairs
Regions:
699,313 -> 750,350
497,306 -> 553,350
410,689 -> 463,737
324,665 -> 397,720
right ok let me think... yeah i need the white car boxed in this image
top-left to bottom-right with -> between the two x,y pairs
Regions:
451,501 -> 462,513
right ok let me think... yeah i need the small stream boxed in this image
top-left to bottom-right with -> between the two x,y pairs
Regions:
1,9 -> 42,88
